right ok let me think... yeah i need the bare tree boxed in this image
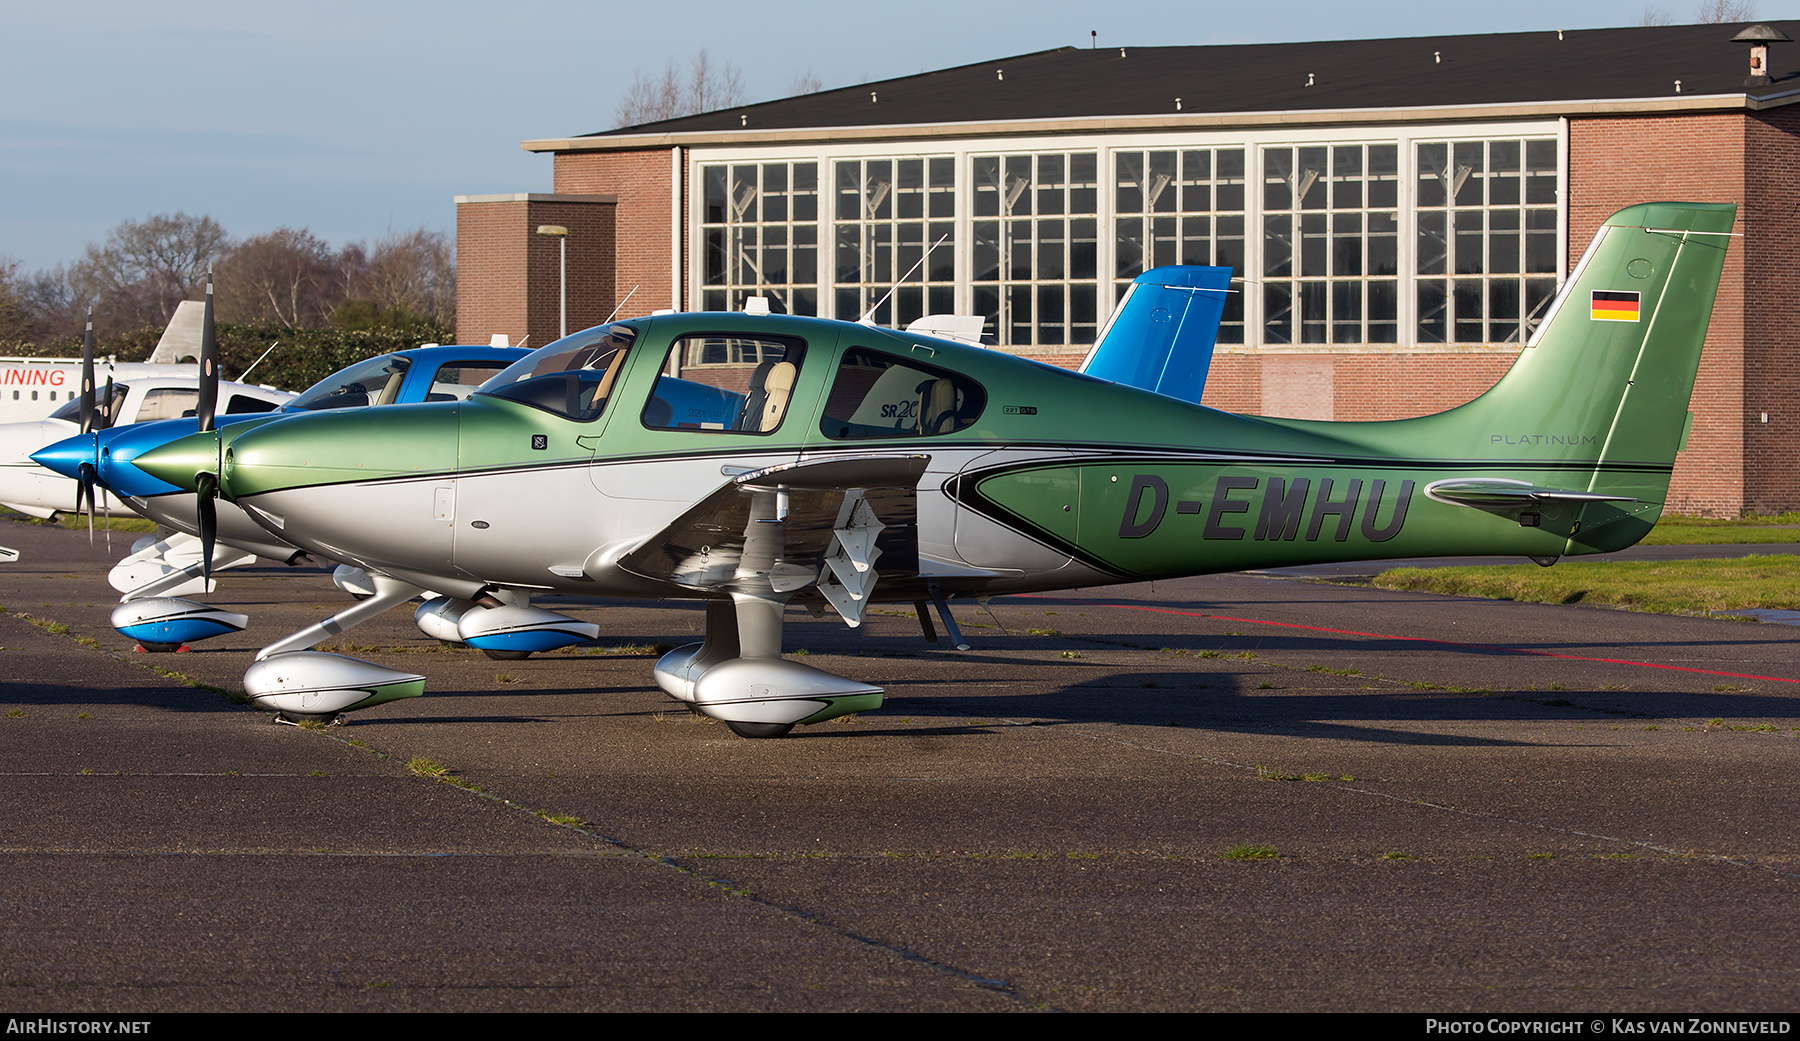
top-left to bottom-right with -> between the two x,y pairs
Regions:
215,228 -> 342,329
1639,6 -> 1675,24
1696,0 -> 1758,21
790,69 -> 824,95
332,241 -> 369,303
355,228 -> 455,326
0,256 -> 31,342
70,212 -> 230,332
688,50 -> 745,114
615,49 -> 748,127
17,264 -> 84,341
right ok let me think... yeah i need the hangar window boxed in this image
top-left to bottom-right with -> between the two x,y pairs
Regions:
972,152 -> 1100,349
701,161 -> 820,316
1114,148 -> 1247,344
832,157 -> 956,329
1261,144 -> 1401,346
1415,139 -> 1559,344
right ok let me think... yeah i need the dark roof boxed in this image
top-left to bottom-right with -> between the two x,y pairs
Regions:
589,22 -> 1800,138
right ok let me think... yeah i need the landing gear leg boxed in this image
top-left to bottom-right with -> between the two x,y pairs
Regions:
651,487 -> 883,738
929,584 -> 971,651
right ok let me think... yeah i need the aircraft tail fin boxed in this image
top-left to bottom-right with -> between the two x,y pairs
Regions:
1375,201 -> 1736,548
147,300 -> 206,365
1080,266 -> 1231,404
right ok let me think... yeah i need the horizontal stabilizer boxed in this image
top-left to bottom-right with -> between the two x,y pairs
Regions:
1425,478 -> 1636,511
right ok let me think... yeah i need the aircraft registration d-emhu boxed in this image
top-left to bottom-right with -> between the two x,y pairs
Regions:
135,202 -> 1734,737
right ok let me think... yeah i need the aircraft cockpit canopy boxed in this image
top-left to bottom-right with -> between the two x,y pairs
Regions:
474,324 -> 638,422
287,354 -> 412,411
46,383 -> 131,426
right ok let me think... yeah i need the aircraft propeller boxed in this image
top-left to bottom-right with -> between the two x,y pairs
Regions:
74,310 -> 98,544
194,274 -> 221,584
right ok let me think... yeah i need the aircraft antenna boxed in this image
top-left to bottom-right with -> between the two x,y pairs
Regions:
238,341 -> 281,383
605,285 -> 641,324
858,233 -> 951,326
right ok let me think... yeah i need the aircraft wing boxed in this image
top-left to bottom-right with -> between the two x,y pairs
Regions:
616,453 -> 931,624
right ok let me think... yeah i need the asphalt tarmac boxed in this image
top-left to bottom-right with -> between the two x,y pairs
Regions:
3,519 -> 1798,1012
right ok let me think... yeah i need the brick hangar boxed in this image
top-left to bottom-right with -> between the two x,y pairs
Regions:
455,21 -> 1800,516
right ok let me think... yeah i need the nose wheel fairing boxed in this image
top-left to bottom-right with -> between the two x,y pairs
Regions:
242,651 -> 426,718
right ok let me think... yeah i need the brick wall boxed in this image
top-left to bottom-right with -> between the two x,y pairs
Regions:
1742,106 -> 1800,514
456,199 -> 529,348
554,150 -> 675,317
456,195 -> 616,350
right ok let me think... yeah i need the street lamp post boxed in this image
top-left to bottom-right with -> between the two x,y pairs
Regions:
536,224 -> 569,339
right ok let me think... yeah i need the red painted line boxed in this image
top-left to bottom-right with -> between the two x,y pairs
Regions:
1026,597 -> 1800,686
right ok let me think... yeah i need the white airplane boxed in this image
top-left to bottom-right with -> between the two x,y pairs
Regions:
0,316 -> 288,518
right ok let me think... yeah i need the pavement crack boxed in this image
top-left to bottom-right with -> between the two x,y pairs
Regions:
310,727 -> 1043,1009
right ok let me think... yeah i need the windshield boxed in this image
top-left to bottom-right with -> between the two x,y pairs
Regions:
285,355 -> 411,411
474,324 -> 638,421
46,382 -> 131,424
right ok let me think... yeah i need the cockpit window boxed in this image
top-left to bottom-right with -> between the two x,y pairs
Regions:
135,387 -> 199,422
474,325 -> 637,422
820,348 -> 985,439
641,334 -> 805,434
423,362 -> 512,402
47,382 -> 131,424
287,354 -> 412,411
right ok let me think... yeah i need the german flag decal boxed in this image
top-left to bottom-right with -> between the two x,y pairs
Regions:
1591,290 -> 1641,322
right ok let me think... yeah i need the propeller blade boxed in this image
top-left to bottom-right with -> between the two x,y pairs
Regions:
78,310 -> 95,434
197,274 -> 218,433
75,462 -> 98,541
196,471 -> 218,586
98,377 -> 115,431
73,466 -> 89,540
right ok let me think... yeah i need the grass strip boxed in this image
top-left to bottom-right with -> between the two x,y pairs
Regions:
1373,554 -> 1800,616
1,507 -> 157,533
1642,524 -> 1800,545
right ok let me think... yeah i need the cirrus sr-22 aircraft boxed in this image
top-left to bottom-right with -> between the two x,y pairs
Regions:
135,202 -> 1733,738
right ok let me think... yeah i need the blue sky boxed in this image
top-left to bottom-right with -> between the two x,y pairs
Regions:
0,0 -> 1781,270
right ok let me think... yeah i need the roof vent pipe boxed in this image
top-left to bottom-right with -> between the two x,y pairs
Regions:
1732,24 -> 1792,87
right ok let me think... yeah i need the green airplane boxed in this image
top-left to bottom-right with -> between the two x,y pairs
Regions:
136,201 -> 1734,737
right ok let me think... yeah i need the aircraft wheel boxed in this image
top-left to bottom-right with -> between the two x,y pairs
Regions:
482,648 -> 532,661
274,711 -> 344,726
726,720 -> 794,739
349,592 -> 372,602
137,641 -> 181,653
